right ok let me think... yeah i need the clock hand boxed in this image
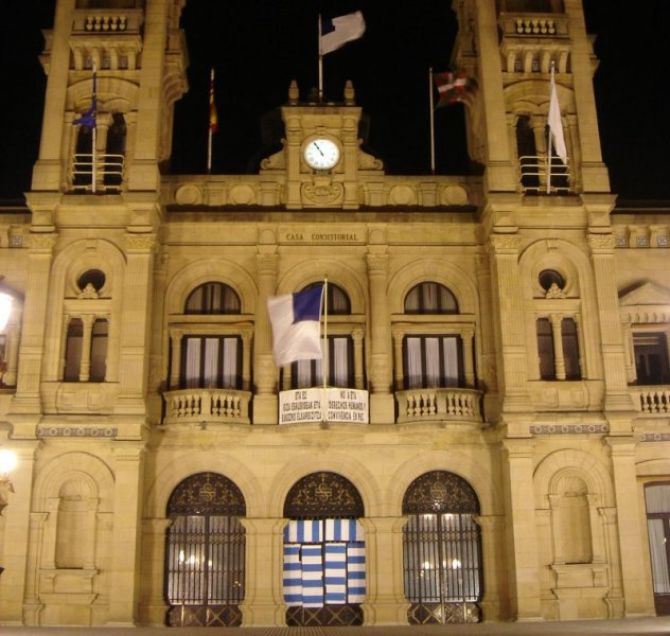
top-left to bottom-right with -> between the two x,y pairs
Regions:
313,142 -> 325,157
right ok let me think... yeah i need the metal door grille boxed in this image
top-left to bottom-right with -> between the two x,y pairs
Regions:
402,471 -> 482,624
165,472 -> 246,627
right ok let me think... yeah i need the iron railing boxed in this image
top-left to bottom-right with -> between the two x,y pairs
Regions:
71,153 -> 124,193
519,154 -> 571,194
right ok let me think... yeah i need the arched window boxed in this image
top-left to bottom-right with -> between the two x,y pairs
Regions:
291,283 -> 354,389
165,472 -> 246,627
282,472 -> 365,626
403,471 -> 482,624
185,282 -> 240,314
404,282 -> 457,314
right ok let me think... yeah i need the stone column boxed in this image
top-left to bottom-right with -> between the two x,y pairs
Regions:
502,438 -> 541,620
0,440 -> 40,623
360,516 -> 408,625
241,332 -> 252,392
367,249 -> 394,423
462,328 -> 476,388
239,518 -> 286,626
139,517 -> 171,626
606,437 -> 655,616
168,331 -> 181,389
107,441 -> 145,625
253,249 -> 279,424
549,313 -> 566,380
391,326 -> 404,391
78,314 -> 95,382
352,328 -> 365,390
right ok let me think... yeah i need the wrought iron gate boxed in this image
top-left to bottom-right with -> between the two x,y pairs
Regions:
283,472 -> 365,626
402,471 -> 482,624
165,472 -> 246,627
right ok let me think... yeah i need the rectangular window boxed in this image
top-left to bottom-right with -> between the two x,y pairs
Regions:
561,317 -> 581,380
89,318 -> 108,382
291,336 -> 354,389
537,318 -> 555,380
181,336 -> 242,389
403,335 -> 462,389
64,318 -> 84,381
634,333 -> 670,385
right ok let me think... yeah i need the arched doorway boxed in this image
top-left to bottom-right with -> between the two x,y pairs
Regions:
282,471 -> 365,626
402,471 -> 482,624
165,472 -> 246,627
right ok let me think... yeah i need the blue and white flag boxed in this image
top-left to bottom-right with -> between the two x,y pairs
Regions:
267,284 -> 323,367
320,11 -> 366,56
73,67 -> 97,129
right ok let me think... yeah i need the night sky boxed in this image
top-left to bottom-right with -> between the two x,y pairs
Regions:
1,0 -> 668,202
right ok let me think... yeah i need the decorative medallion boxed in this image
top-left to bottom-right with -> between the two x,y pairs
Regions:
167,472 -> 246,516
402,471 -> 479,514
284,471 -> 364,518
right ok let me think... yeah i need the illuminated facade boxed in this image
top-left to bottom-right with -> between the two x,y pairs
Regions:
2,0 -> 670,627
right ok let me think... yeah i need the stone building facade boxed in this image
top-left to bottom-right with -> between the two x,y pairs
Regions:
1,0 -> 670,627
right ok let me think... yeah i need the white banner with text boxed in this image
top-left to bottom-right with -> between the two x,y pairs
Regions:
279,388 -> 369,425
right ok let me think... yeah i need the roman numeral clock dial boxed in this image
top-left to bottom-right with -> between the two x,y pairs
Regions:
303,138 -> 340,170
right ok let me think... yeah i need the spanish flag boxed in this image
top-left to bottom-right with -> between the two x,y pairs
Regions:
209,68 -> 218,133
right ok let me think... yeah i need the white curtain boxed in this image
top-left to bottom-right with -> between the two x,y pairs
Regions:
185,337 -> 201,388
442,337 -> 459,387
405,337 -> 423,389
332,337 -> 349,387
648,519 -> 670,593
424,337 -> 441,387
646,484 -> 670,514
203,338 -> 219,387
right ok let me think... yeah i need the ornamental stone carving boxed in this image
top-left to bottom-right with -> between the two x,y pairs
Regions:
301,181 -> 344,206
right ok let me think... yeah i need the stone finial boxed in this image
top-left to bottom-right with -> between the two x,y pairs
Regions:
545,282 -> 567,299
78,282 -> 100,299
288,80 -> 299,105
344,80 -> 355,105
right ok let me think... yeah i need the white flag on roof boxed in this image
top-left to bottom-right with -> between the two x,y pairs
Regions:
320,11 -> 366,56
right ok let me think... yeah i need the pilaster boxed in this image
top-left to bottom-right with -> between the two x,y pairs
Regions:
239,517 -> 286,626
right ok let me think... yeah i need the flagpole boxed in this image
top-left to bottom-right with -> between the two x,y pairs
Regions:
429,67 -> 436,175
322,277 -> 328,423
318,14 -> 324,102
91,64 -> 97,194
207,68 -> 214,174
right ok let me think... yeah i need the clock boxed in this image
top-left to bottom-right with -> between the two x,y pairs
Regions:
303,138 -> 340,170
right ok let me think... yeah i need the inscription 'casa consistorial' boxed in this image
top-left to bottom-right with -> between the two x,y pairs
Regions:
280,228 -> 366,244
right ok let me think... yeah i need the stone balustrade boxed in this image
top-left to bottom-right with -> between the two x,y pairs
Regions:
395,387 -> 482,425
499,13 -> 568,38
163,388 -> 251,425
634,387 -> 670,415
72,9 -> 144,34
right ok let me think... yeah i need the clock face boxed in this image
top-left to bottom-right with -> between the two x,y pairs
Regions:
303,138 -> 340,170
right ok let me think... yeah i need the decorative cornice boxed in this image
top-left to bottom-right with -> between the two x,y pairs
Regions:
639,433 -> 670,443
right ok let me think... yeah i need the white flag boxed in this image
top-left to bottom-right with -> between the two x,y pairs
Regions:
267,285 -> 323,367
548,69 -> 567,163
320,11 -> 366,56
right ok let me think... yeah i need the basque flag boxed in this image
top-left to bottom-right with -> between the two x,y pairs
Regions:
268,284 -> 323,367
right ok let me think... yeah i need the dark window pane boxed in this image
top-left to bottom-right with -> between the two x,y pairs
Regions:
537,318 -> 555,380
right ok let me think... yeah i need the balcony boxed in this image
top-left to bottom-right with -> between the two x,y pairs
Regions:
163,388 -> 251,426
70,153 -> 124,194
519,155 -> 571,194
499,12 -> 569,38
633,386 -> 670,416
395,388 -> 483,426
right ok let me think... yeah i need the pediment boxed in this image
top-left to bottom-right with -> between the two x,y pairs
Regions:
619,281 -> 670,307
